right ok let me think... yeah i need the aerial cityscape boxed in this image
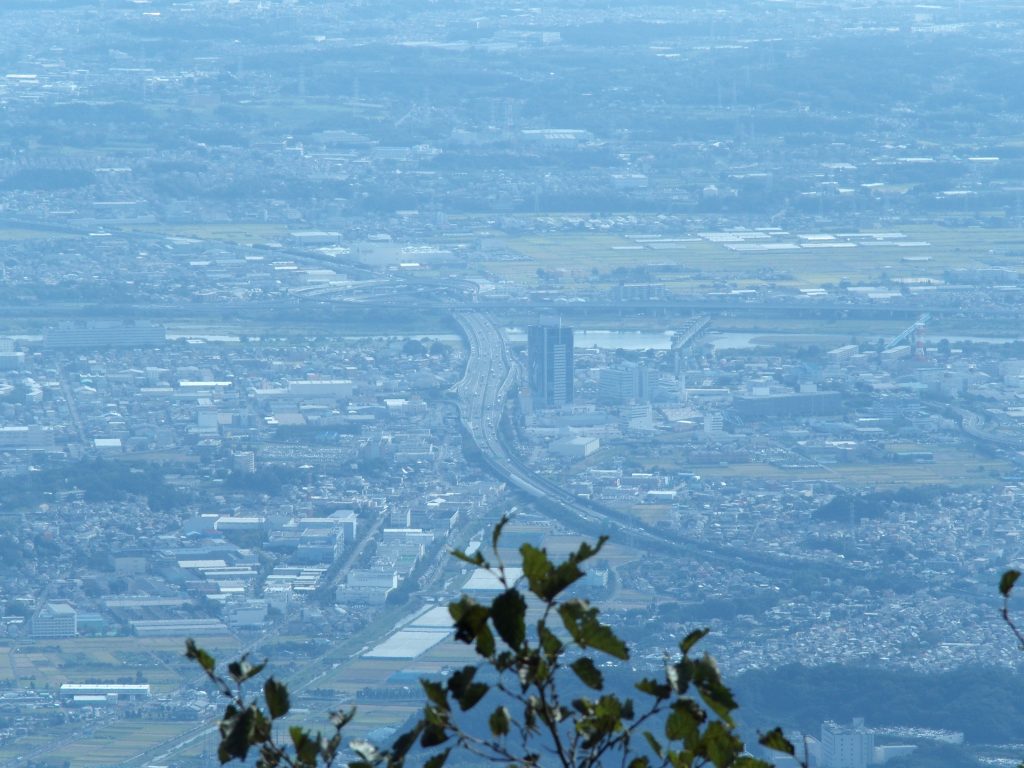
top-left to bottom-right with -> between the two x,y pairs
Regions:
1,1 -> 1024,766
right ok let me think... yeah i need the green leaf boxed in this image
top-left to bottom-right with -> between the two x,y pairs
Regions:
449,597 -> 491,648
584,621 -> 629,660
448,666 -> 489,711
644,731 -> 664,759
629,758 -> 651,768
491,589 -> 527,650
558,599 -> 629,660
492,514 -> 510,552
545,559 -> 585,600
572,536 -> 608,564
185,639 -> 216,673
559,601 -> 584,640
680,628 -> 710,655
701,721 -> 742,768
446,666 -> 477,698
571,697 -> 591,716
420,723 -> 449,748
388,722 -> 423,764
539,624 -> 563,659
227,657 -> 266,684
329,707 -> 355,729
636,677 -> 671,700
450,548 -> 486,567
693,655 -> 737,725
521,544 -> 555,599
571,657 -> 604,690
220,702 -> 238,724
665,699 -> 704,746
250,709 -> 271,743
668,657 -> 694,695
520,540 -> 603,601
218,706 -> 255,763
1000,570 -> 1021,597
421,679 -> 449,709
622,697 -> 635,720
424,748 -> 451,768
323,732 -> 343,765
475,624 -> 496,658
578,694 -> 628,750
759,727 -> 796,756
288,726 -> 319,766
460,682 -> 489,711
264,678 -> 290,719
295,733 -> 319,766
489,706 -> 511,737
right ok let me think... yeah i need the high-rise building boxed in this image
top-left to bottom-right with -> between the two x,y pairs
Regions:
598,362 -> 650,405
703,412 -> 724,436
821,718 -> 874,768
527,324 -> 574,408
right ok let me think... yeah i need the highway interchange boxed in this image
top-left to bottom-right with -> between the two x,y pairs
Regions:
447,311 -> 877,584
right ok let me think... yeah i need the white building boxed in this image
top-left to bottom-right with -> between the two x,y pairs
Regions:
31,602 -> 77,639
223,599 -> 269,629
60,683 -> 150,705
822,719 -> 874,768
336,570 -> 399,605
287,379 -> 354,398
550,436 -> 599,460
703,412 -> 724,436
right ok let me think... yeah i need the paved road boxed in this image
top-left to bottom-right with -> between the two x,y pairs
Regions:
449,311 -> 874,583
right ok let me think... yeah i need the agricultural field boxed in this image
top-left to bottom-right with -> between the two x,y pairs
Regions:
692,448 -> 1010,488
480,225 -> 1024,291
45,721 -> 202,768
0,635 -> 242,692
119,222 -> 289,244
0,228 -> 81,241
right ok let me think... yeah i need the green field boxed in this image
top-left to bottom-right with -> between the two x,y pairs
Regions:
120,221 -> 289,243
0,228 -> 82,241
481,225 -> 1024,290
46,721 -> 203,768
0,635 -> 242,692
693,449 -> 1010,488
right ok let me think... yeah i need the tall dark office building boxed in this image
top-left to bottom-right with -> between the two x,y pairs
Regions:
527,324 -> 574,408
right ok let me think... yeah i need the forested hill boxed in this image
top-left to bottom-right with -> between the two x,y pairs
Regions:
734,663 -> 1024,744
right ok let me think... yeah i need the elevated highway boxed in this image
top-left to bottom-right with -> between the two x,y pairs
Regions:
450,311 -> 864,583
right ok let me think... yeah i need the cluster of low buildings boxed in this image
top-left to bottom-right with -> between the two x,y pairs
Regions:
511,320 -> 1024,678
0,327 -> 513,650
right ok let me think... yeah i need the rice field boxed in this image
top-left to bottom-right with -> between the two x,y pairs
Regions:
0,635 -> 242,692
46,721 -> 202,767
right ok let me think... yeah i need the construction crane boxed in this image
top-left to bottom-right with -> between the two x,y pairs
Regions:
885,313 -> 930,356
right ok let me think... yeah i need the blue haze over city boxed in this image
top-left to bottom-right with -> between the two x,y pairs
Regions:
1,0 -> 1024,766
